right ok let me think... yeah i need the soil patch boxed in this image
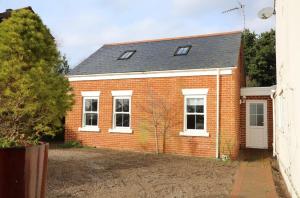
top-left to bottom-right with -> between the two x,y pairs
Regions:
47,147 -> 238,198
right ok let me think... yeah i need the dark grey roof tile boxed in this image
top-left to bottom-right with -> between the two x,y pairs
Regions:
70,31 -> 242,75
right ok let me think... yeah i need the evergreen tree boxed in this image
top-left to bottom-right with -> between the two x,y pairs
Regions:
0,9 -> 73,147
243,29 -> 276,86
58,54 -> 70,75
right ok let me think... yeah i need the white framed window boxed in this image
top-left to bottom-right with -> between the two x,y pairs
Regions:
180,88 -> 209,137
109,90 -> 133,133
78,91 -> 100,132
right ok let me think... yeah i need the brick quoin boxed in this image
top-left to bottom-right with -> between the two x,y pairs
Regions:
65,67 -> 242,159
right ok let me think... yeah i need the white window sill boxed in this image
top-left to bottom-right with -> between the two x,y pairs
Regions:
78,127 -> 100,132
109,128 -> 133,134
179,131 -> 209,137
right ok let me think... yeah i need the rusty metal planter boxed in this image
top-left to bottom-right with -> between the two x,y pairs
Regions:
0,143 -> 48,198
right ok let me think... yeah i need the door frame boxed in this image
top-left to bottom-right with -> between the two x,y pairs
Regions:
246,100 -> 268,149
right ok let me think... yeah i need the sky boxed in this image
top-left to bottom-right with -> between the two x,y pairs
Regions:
1,0 -> 275,68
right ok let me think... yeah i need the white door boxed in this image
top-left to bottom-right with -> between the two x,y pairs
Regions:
246,100 -> 268,149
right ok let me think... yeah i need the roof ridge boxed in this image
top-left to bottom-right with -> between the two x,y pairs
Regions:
105,30 -> 242,46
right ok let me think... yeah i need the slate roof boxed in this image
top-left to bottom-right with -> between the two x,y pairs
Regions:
70,31 -> 242,75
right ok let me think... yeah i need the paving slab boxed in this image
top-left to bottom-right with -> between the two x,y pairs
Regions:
231,149 -> 277,198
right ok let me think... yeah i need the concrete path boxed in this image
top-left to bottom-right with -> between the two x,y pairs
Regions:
231,149 -> 278,198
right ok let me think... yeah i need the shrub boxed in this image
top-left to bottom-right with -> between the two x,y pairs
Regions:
59,141 -> 82,148
0,9 -> 73,148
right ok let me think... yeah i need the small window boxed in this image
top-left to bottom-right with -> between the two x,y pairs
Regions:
114,98 -> 130,127
249,103 -> 264,127
180,88 -> 208,137
118,50 -> 136,60
174,46 -> 191,56
186,98 -> 205,130
83,97 -> 99,127
110,90 -> 132,133
79,91 -> 100,132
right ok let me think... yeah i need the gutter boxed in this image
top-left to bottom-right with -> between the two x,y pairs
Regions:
216,68 -> 220,159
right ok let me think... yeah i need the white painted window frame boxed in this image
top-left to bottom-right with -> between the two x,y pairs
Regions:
78,91 -> 100,132
180,88 -> 209,137
109,90 -> 133,133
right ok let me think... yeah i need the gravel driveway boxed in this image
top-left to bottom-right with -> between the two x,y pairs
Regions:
47,147 -> 238,198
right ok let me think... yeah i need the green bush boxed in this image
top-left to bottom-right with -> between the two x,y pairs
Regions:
0,137 -> 18,148
59,141 -> 82,148
0,9 -> 74,148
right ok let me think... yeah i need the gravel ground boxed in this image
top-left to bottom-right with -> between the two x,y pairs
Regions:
47,147 -> 238,198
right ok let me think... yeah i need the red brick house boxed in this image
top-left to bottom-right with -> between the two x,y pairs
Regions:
66,31 -> 274,159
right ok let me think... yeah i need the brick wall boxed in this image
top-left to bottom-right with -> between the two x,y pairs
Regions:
65,68 -> 241,158
240,96 -> 273,149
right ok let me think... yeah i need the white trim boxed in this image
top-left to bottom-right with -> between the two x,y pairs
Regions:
81,91 -> 100,97
109,128 -> 133,134
216,68 -> 220,158
78,126 -> 100,132
179,131 -> 209,137
68,68 -> 234,82
240,86 -> 276,96
182,88 -> 208,96
111,90 -> 133,96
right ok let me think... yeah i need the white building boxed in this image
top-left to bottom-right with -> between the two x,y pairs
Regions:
275,0 -> 300,197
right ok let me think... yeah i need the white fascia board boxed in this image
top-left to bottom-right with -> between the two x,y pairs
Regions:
111,90 -> 133,96
81,91 -> 100,97
68,68 -> 234,82
182,88 -> 208,95
240,86 -> 275,96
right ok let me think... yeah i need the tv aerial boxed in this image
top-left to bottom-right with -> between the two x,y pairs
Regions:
222,1 -> 246,30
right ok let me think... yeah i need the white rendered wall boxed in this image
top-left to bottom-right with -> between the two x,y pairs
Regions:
275,0 -> 300,197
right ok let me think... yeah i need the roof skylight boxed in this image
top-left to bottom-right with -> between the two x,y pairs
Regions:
118,50 -> 136,60
174,46 -> 192,56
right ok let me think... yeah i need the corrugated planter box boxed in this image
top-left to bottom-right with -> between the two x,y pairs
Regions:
0,142 -> 49,198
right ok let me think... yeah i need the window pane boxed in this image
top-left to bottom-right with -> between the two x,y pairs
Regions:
196,115 -> 204,129
116,99 -> 122,112
120,51 -> 133,59
182,47 -> 188,54
85,99 -> 92,111
250,104 -> 256,114
196,105 -> 204,113
91,113 -> 97,126
123,114 -> 130,127
187,98 -> 197,113
257,115 -> 264,126
176,46 -> 191,55
187,115 -> 195,129
123,99 -> 129,112
116,114 -> 122,127
85,113 -> 97,126
257,103 -> 264,114
177,48 -> 183,54
91,99 -> 98,111
250,115 -> 256,126
85,113 -> 91,126
187,105 -> 195,113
